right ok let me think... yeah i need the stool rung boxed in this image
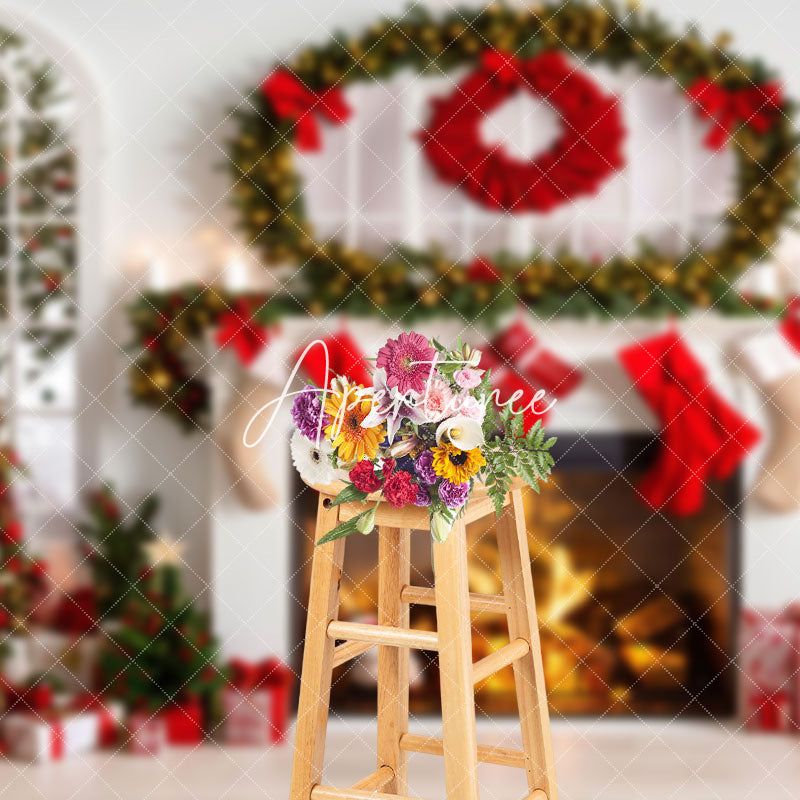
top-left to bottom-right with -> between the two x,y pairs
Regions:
332,640 -> 374,668
351,765 -> 394,791
327,620 -> 438,651
472,637 -> 530,685
399,733 -> 527,768
311,787 -> 428,800
400,585 -> 507,615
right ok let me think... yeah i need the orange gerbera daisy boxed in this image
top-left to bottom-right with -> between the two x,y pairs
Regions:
324,385 -> 384,463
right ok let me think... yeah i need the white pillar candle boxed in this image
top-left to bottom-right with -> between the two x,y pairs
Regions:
224,257 -> 249,292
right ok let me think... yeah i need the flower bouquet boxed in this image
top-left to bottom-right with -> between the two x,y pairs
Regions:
289,333 -> 556,544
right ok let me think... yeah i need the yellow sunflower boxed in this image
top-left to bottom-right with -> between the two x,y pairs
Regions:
324,386 -> 384,463
431,442 -> 486,484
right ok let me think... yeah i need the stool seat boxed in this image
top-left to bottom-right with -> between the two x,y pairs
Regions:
289,482 -> 559,800
302,476 -> 527,528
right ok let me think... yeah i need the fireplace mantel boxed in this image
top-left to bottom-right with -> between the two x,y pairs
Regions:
206,314 -> 799,664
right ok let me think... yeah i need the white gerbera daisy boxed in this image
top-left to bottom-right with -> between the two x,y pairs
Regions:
290,428 -> 336,485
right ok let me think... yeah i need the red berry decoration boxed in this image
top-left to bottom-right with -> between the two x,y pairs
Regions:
418,50 -> 626,213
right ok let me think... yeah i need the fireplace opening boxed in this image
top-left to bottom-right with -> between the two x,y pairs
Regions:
290,434 -> 741,718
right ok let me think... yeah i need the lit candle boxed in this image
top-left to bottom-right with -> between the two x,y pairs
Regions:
147,257 -> 170,291
224,256 -> 249,292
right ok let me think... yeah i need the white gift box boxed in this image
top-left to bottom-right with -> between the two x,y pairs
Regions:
222,688 -> 272,745
1,711 -> 100,761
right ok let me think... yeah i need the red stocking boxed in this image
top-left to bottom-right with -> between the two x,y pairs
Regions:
479,320 -> 582,428
620,330 -> 760,516
293,330 -> 371,388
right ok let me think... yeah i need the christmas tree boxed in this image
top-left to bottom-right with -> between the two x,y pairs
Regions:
79,484 -> 159,620
96,538 -> 224,713
0,448 -> 46,660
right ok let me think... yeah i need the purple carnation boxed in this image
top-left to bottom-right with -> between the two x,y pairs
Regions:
413,484 -> 432,507
438,480 -> 470,509
414,450 -> 437,485
291,385 -> 328,441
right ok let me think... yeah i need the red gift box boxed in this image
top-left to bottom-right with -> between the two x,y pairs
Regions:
739,608 -> 798,732
223,657 -> 294,745
162,697 -> 204,745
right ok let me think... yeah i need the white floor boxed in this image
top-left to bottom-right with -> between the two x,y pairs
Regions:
1,719 -> 798,799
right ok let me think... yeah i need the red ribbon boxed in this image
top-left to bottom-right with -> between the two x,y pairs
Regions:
50,721 -> 65,759
215,298 -> 271,366
687,78 -> 782,150
261,69 -> 351,151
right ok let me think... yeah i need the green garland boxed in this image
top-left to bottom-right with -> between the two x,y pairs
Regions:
228,0 -> 798,319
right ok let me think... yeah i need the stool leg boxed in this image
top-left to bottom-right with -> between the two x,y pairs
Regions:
377,526 -> 411,794
497,489 -> 558,800
433,518 -> 480,800
289,496 -> 346,800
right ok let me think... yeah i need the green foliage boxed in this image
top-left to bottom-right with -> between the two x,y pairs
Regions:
317,507 -> 374,544
329,484 -> 368,506
79,484 -> 159,620
97,565 -> 224,713
0,449 -> 45,640
482,410 -> 557,516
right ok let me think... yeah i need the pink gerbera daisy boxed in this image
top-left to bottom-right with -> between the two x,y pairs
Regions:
375,332 -> 436,395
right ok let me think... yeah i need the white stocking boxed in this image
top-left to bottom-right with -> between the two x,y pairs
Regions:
217,376 -> 281,510
740,331 -> 800,512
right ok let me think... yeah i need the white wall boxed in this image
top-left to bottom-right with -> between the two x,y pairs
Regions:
7,0 -> 800,656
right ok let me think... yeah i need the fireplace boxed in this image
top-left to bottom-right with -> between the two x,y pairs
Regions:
290,434 -> 741,718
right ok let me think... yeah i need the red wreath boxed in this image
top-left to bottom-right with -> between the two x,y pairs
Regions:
418,50 -> 626,213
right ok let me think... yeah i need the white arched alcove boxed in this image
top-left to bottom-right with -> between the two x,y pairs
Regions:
0,9 -> 105,549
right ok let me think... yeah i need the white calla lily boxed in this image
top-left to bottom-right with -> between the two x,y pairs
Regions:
435,415 -> 485,450
431,512 -> 453,544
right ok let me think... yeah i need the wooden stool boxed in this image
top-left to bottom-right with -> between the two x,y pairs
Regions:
290,480 -> 558,800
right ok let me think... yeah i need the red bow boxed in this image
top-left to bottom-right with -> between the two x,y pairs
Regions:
480,49 -> 522,85
228,657 -> 293,693
687,78 -> 782,150
466,257 -> 502,283
4,682 -> 55,713
261,69 -> 351,151
215,299 -> 271,366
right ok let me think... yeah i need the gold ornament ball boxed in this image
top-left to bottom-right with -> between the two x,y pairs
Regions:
421,289 -> 439,306
462,37 -> 481,54
149,368 -> 173,392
